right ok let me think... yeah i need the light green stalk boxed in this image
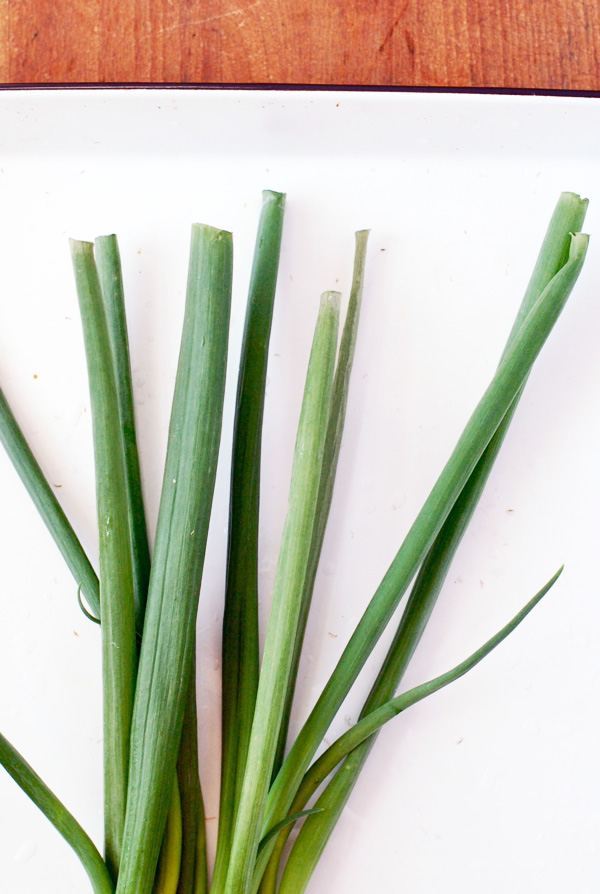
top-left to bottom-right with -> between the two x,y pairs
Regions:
221,291 -> 341,894
116,225 -> 232,894
272,229 -> 369,779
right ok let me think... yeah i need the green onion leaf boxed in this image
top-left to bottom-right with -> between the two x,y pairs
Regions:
258,809 -> 323,856
276,567 -> 563,894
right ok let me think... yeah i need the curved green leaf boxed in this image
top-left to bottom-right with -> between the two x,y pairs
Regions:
276,567 -> 562,894
0,731 -> 114,894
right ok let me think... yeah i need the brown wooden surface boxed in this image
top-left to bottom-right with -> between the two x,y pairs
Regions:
0,0 -> 599,89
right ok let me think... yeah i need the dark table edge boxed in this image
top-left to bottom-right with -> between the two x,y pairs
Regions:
0,83 -> 599,97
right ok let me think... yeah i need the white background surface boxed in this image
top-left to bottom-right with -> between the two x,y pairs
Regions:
0,88 -> 598,892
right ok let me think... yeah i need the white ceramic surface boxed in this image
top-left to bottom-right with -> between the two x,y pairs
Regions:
0,88 -> 598,893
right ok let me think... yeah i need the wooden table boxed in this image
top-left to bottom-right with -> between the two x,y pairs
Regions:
0,0 -> 598,89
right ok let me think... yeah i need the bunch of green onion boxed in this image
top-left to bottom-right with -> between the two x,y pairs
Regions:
0,190 -> 589,894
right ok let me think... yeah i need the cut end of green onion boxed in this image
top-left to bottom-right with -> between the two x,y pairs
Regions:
320,290 -> 341,312
191,222 -> 233,243
262,190 -> 286,206
69,238 -> 95,252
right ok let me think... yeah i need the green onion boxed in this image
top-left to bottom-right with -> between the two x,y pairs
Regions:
0,388 -> 100,617
213,190 -> 285,893
94,235 -> 151,635
71,238 -> 138,882
115,224 -> 232,894
272,229 -> 370,780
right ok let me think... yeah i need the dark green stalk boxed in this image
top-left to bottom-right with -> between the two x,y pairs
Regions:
221,292 -> 341,894
0,731 -> 114,894
0,388 -> 100,617
272,229 -> 369,779
212,190 -> 285,892
260,191 -> 589,891
275,567 -> 562,894
258,230 -> 588,882
95,235 -> 151,634
71,240 -> 138,881
116,225 -> 232,894
176,652 -> 208,894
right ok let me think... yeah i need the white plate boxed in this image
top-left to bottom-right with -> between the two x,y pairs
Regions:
0,88 -> 598,894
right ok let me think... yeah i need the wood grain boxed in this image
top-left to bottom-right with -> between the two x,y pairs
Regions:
1,0 -> 599,89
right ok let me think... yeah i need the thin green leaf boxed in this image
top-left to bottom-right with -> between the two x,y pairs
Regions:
71,239 -> 138,881
257,809 -> 323,856
116,224 -> 232,894
0,731 -> 114,894
78,584 -> 101,625
221,291 -> 341,894
213,191 -> 286,892
95,234 -> 151,634
260,230 -> 588,873
0,387 -> 100,617
275,567 -> 562,894
258,192 -> 590,891
272,229 -> 369,778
